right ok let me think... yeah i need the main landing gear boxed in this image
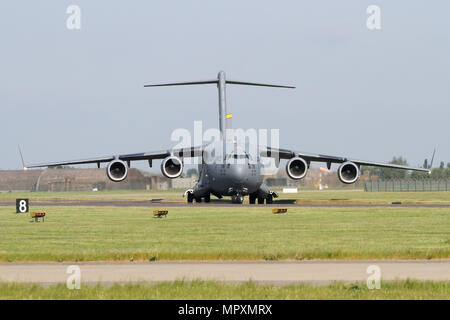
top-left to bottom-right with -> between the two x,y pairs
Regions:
249,193 -> 274,204
186,192 -> 210,203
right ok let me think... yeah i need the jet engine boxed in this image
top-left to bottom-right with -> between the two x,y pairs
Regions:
286,157 -> 308,180
106,159 -> 128,182
161,156 -> 183,178
337,161 -> 360,184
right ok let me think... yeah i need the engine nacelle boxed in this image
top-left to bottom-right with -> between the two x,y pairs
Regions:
286,157 -> 308,180
337,161 -> 360,184
161,156 -> 183,179
106,159 -> 128,182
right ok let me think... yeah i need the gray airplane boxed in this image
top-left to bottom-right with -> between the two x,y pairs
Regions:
26,71 -> 430,204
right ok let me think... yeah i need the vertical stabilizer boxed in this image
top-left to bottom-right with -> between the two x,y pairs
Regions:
217,71 -> 227,137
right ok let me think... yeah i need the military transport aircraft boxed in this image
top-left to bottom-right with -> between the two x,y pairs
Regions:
26,71 -> 430,204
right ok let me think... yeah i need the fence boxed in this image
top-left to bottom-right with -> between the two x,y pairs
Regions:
365,179 -> 450,192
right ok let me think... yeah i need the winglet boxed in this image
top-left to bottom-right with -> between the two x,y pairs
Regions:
428,148 -> 436,174
18,145 -> 27,170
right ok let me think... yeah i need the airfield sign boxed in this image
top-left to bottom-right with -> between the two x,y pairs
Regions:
16,199 -> 29,213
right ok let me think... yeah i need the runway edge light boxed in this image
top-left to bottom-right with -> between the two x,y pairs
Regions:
153,210 -> 168,218
30,212 -> 46,222
272,208 -> 288,214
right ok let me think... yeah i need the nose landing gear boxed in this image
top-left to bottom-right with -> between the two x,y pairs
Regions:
231,194 -> 244,204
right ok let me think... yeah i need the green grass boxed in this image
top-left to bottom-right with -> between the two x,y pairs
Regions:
277,191 -> 450,205
0,189 -> 186,202
0,280 -> 448,299
1,190 -> 449,204
1,206 -> 449,261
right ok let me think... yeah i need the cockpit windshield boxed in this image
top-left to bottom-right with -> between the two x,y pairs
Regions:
226,152 -> 250,160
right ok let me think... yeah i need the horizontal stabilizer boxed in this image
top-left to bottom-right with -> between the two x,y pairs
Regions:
226,80 -> 295,89
144,71 -> 295,138
144,79 -> 295,89
144,80 -> 217,87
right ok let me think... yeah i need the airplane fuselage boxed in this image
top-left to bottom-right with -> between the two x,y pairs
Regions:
199,162 -> 264,196
186,143 -> 275,204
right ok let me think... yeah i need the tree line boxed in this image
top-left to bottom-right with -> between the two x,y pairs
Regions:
362,156 -> 450,180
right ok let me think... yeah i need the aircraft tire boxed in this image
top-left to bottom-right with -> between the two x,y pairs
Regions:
204,194 -> 211,203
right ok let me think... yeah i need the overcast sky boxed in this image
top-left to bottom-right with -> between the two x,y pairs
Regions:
1,1 -> 449,171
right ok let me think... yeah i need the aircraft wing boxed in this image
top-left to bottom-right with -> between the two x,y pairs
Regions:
261,146 -> 430,173
25,146 -> 203,169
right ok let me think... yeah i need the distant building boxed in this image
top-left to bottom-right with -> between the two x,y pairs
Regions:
0,169 -> 171,192
0,170 -> 43,191
171,174 -> 198,190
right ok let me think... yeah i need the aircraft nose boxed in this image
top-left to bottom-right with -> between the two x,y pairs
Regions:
229,165 -> 245,183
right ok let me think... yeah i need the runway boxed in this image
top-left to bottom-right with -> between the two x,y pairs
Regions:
0,260 -> 448,286
1,200 -> 449,208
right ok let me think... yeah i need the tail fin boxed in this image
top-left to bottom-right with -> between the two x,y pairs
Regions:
144,71 -> 295,138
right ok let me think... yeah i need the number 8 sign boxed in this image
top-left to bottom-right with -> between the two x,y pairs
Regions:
16,199 -> 29,213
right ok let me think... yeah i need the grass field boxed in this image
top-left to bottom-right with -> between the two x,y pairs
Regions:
276,190 -> 450,205
1,205 -> 449,261
0,280 -> 448,300
1,190 -> 449,205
